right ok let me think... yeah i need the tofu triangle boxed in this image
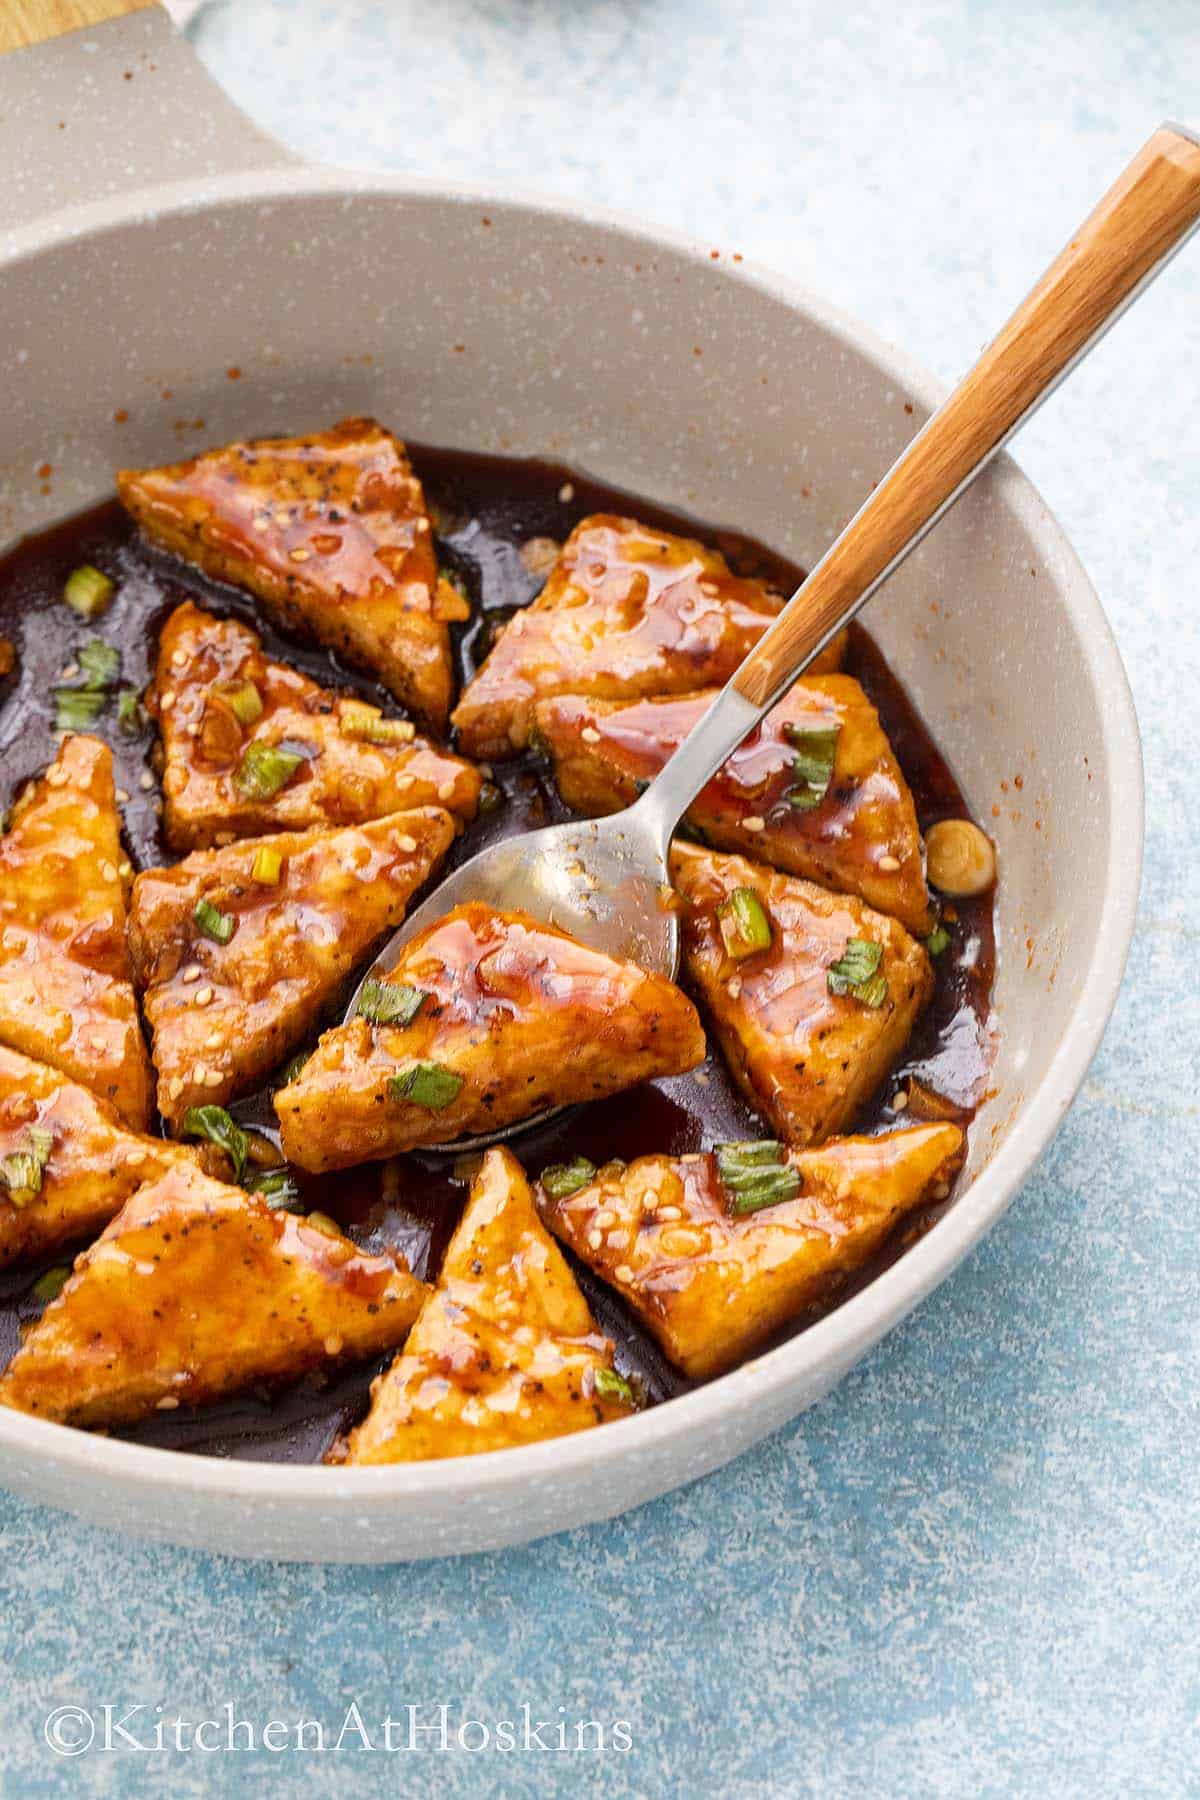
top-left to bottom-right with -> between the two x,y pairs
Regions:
129,807 -> 456,1124
540,1124 -> 964,1379
340,1147 -> 634,1463
276,904 -> 706,1171
0,735 -> 153,1130
0,1162 -> 428,1428
118,418 -> 467,730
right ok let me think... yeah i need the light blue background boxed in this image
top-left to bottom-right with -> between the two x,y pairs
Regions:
2,2 -> 1198,1793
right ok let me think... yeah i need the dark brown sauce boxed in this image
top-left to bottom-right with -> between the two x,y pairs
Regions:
0,446 -> 995,1459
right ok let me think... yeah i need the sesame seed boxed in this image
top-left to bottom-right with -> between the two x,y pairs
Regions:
878,853 -> 901,871
194,987 -> 214,1007
742,816 -> 765,833
159,690 -> 175,710
155,1396 -> 180,1411
290,547 -> 311,563
59,664 -> 79,683
893,1089 -> 909,1111
658,1204 -> 683,1220
698,578 -> 720,597
139,771 -> 155,792
124,1149 -> 147,1167
614,1263 -> 634,1283
727,975 -> 743,998
437,779 -> 457,801
693,1070 -> 710,1086
168,1076 -> 185,1099
192,1062 -> 209,1084
558,482 -> 575,503
204,1069 -> 224,1088
115,788 -> 130,805
933,1181 -> 951,1200
99,859 -> 118,883
181,965 -> 202,984
595,1210 -> 615,1229
88,1033 -> 107,1052
396,834 -> 417,852
171,650 -> 187,668
118,860 -> 132,880
324,1333 -> 344,1356
581,726 -> 601,745
204,1031 -> 222,1051
253,514 -> 271,531
587,1229 -> 603,1250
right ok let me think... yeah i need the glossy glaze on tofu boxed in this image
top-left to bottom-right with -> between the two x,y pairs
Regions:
276,904 -> 707,1170
0,1046 -> 199,1270
0,735 -> 153,1130
0,1163 -> 427,1428
533,676 -> 933,934
129,807 -> 455,1125
452,514 -> 845,759
148,602 -> 480,849
118,418 -> 469,731
340,1148 -> 633,1463
671,842 -> 933,1145
540,1126 -> 964,1379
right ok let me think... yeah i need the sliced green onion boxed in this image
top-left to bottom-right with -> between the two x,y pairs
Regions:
827,937 -> 888,1007
388,1061 -> 463,1111
356,979 -> 427,1028
783,720 -> 840,811
592,1366 -> 634,1405
78,638 -> 121,691
116,687 -> 146,735
251,845 -> 283,886
52,686 -> 107,733
1,1125 -> 54,1207
180,1104 -> 248,1181
716,886 -> 772,961
63,564 -> 115,620
540,1156 -> 597,1200
193,897 -> 235,944
477,780 -> 503,815
244,1166 -> 302,1211
715,1139 -> 801,1215
31,1264 -> 71,1304
215,678 -> 264,726
924,924 -> 951,957
338,700 -> 416,746
233,741 -> 306,801
274,1047 -> 313,1089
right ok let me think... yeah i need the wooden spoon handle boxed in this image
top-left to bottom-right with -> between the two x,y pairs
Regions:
733,122 -> 1200,708
0,1 -> 158,56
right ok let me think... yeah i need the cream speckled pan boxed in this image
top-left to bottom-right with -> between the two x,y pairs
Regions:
0,5 -> 1141,1561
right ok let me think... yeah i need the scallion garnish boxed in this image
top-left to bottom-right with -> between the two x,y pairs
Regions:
233,741 -> 306,800
180,1104 -> 248,1181
783,720 -> 839,811
716,886 -> 772,961
593,1366 -> 634,1405
0,1125 -> 54,1207
244,1166 -> 302,1211
337,700 -> 416,746
251,845 -> 283,886
274,1046 -> 313,1089
387,1062 -> 463,1110
215,678 -> 264,727
356,979 -> 427,1028
116,687 -> 146,735
540,1156 -> 597,1200
827,937 -> 888,1007
31,1264 -> 71,1304
192,897 -> 236,944
715,1139 -> 802,1215
52,686 -> 107,733
77,638 -> 121,691
63,564 -> 115,620
925,924 -> 950,957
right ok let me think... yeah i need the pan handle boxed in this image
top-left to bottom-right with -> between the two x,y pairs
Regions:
0,0 -> 294,233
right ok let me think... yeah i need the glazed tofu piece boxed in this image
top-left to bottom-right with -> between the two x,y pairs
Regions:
534,676 -> 932,934
0,736 -> 152,1130
276,903 -> 706,1171
671,843 -> 932,1145
118,417 -> 468,730
452,514 -> 843,758
0,1046 -> 199,1270
539,1125 -> 964,1379
129,807 -> 455,1125
340,1147 -> 634,1463
0,1163 -> 427,1428
148,601 -> 480,849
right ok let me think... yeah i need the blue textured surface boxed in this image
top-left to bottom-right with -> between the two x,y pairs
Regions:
2,2 -> 1198,1792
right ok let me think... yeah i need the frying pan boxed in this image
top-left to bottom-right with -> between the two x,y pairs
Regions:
0,1 -> 1142,1561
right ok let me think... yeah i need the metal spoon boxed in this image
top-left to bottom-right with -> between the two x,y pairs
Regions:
348,122 -> 1200,1150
